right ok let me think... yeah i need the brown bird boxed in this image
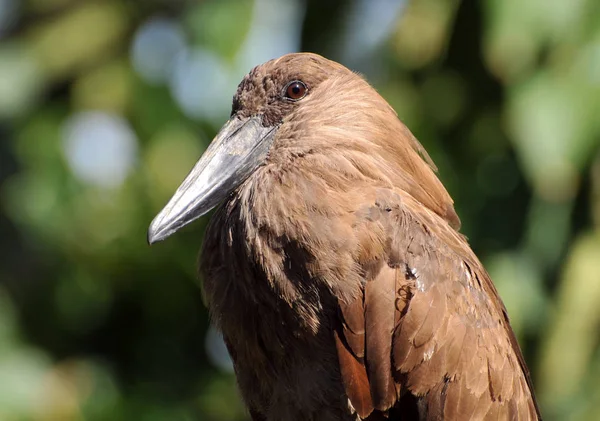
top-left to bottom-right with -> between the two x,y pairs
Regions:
148,53 -> 542,421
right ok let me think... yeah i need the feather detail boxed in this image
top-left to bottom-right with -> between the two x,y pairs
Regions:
364,265 -> 398,411
334,328 -> 374,418
339,288 -> 366,359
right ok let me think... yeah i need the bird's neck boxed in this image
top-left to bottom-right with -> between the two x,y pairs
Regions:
201,160 -> 366,337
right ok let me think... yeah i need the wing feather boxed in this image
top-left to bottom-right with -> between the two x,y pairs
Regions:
334,327 -> 374,418
334,189 -> 541,420
364,265 -> 399,410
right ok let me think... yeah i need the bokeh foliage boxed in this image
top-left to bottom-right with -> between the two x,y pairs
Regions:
0,0 -> 599,420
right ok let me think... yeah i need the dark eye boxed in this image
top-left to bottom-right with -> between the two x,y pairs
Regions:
284,80 -> 307,101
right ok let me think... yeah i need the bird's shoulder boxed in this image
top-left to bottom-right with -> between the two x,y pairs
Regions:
335,187 -> 540,420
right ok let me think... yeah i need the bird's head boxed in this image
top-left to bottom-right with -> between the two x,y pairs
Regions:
148,53 -> 350,243
148,53 -> 457,244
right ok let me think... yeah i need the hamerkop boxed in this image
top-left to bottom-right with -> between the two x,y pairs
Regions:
148,53 -> 541,420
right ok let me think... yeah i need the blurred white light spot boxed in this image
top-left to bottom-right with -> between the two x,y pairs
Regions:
205,325 -> 233,373
170,48 -> 232,122
167,0 -> 305,123
131,17 -> 186,84
62,112 -> 138,188
236,0 -> 304,71
341,0 -> 407,66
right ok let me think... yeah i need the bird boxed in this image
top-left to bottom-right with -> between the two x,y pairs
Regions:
148,53 -> 542,421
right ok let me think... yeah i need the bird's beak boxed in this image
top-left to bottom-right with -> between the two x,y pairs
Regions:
147,116 -> 278,244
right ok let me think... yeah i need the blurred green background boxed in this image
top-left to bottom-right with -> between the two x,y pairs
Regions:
0,0 -> 599,419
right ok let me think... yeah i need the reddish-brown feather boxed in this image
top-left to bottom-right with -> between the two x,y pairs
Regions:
339,288 -> 366,359
364,266 -> 398,410
334,328 -> 373,418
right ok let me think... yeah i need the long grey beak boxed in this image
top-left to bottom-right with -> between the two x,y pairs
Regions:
147,116 -> 278,244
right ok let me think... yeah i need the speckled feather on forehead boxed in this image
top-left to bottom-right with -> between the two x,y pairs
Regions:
231,53 -> 349,126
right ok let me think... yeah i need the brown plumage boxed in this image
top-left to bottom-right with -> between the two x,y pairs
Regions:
148,53 -> 542,420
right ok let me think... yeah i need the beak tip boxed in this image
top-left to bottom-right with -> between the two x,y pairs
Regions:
147,215 -> 170,245
147,228 -> 160,246
147,229 -> 159,246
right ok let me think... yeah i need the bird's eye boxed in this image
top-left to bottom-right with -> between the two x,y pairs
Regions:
284,81 -> 307,101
